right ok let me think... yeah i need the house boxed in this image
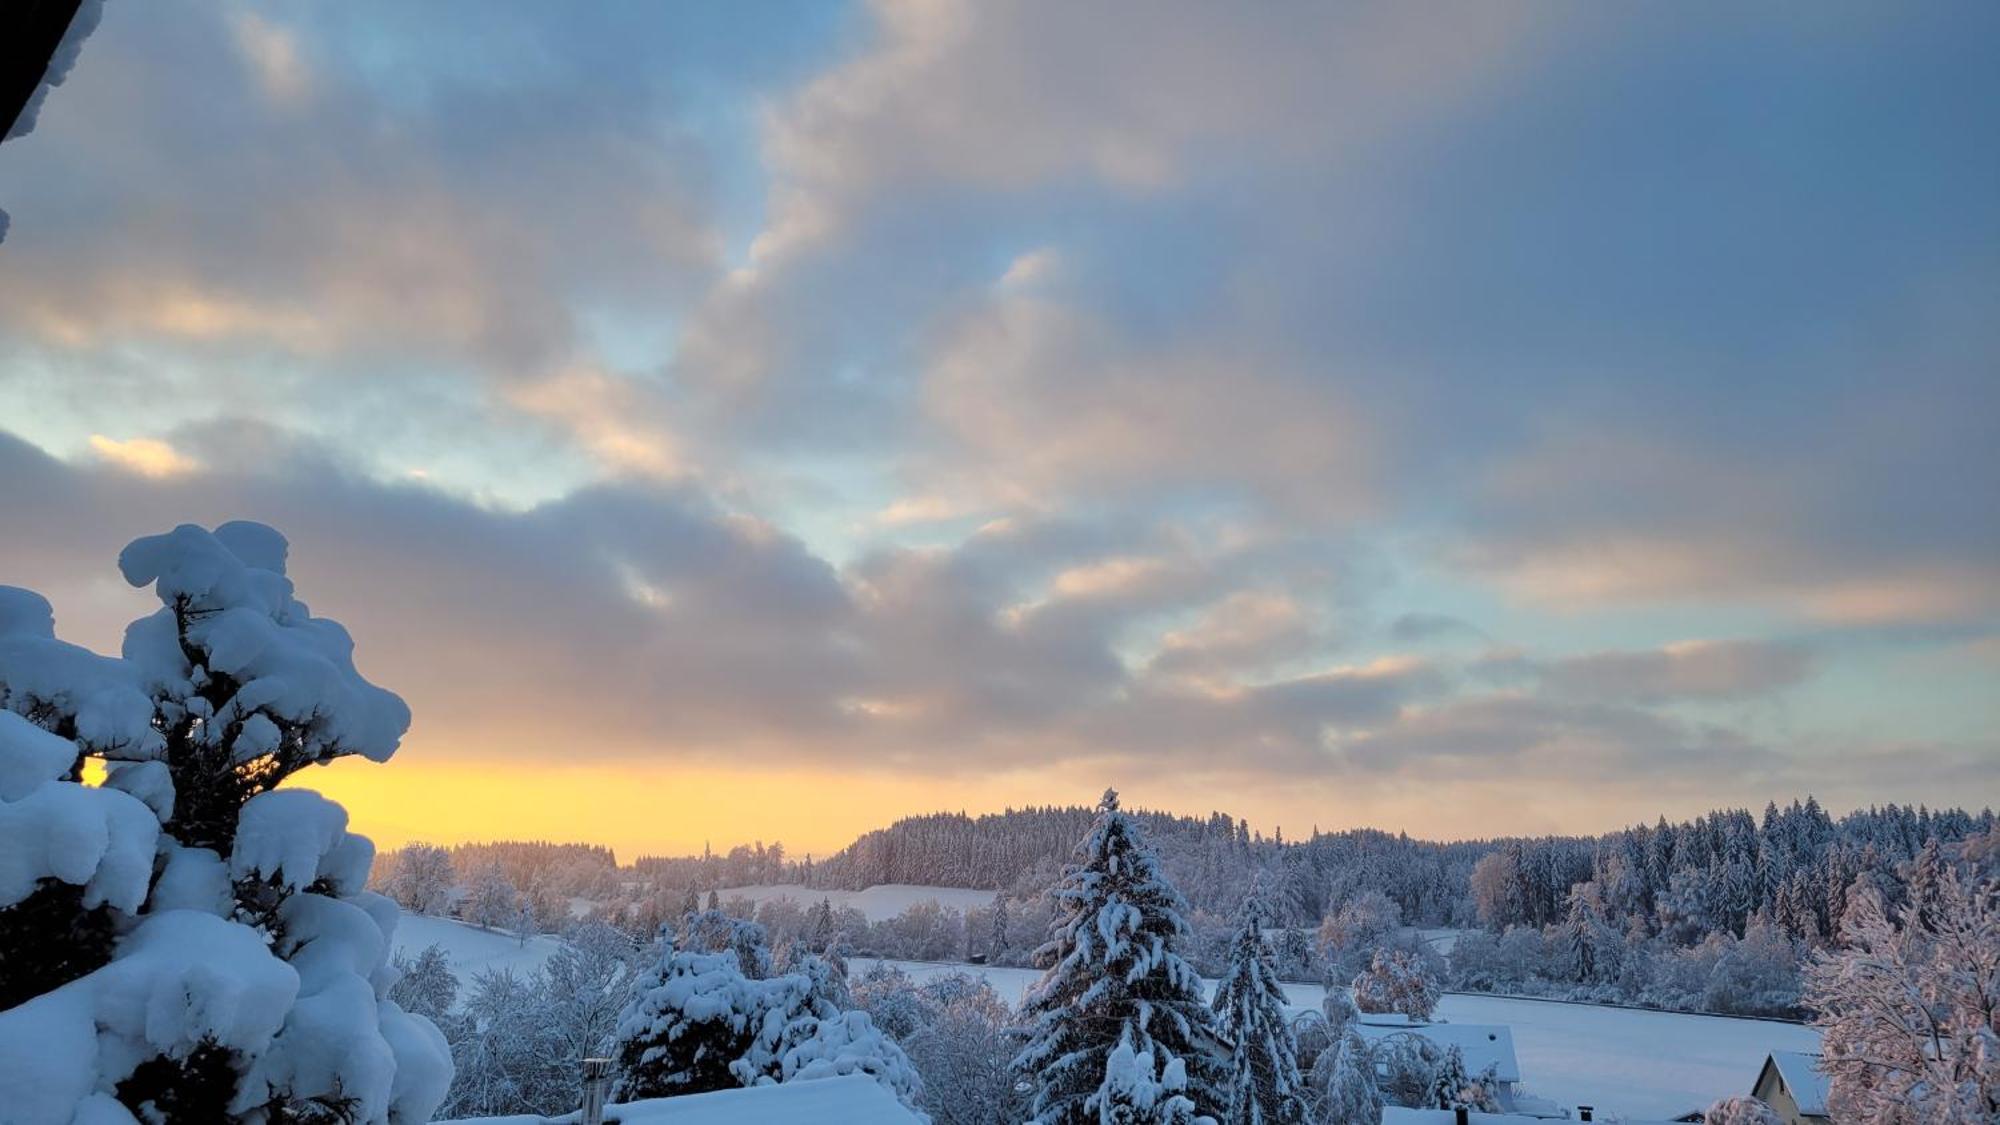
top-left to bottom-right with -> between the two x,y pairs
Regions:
1750,1050 -> 1831,1124
1352,1013 -> 1523,1108
433,1074 -> 925,1125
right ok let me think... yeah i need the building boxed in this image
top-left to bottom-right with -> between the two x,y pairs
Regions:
1352,1013 -> 1523,1108
1750,1050 -> 1831,1124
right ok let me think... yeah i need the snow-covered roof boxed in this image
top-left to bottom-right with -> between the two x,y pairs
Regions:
1766,1049 -> 1830,1116
434,1075 -> 923,1124
1353,1019 -> 1521,1084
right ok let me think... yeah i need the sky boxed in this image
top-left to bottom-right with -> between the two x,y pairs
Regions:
1,1 -> 1995,861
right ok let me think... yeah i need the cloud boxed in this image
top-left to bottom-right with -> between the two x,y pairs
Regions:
231,12 -> 313,105
87,434 -> 198,478
1541,639 -> 1813,704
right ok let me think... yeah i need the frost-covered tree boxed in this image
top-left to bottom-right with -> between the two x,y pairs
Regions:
989,895 -> 1010,961
1352,949 -> 1440,1021
464,864 -> 519,931
1306,1029 -> 1380,1125
1211,896 -> 1306,1123
613,927 -> 922,1113
0,522 -> 450,1123
389,944 -> 460,1026
385,843 -> 455,916
1703,1094 -> 1782,1125
1015,789 -> 1225,1124
1805,862 -> 1999,1123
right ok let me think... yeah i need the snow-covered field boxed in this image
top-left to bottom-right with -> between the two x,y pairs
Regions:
393,913 -> 568,984
714,883 -> 999,921
854,959 -> 1819,1120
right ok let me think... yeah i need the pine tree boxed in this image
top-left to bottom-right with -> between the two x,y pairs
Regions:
811,895 -> 836,951
1015,789 -> 1225,1124
681,884 -> 701,920
0,523 -> 451,1122
1210,896 -> 1306,1123
990,896 -> 1010,961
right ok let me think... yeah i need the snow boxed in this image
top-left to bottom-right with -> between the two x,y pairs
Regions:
0,708 -> 78,798
0,777 -> 158,912
119,522 -> 412,768
390,912 -> 570,986
857,959 -> 1819,1120
0,586 -> 161,761
0,911 -> 300,1125
1766,1049 -> 1829,1116
233,788 -> 357,891
715,883 -> 999,922
436,1072 -> 924,1124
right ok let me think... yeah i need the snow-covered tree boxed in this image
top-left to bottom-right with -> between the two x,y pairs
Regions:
613,928 -> 922,1113
990,896 -> 1010,961
385,843 -> 455,916
464,864 -> 520,931
1211,896 -> 1306,1123
1014,790 -> 1226,1124
1352,949 -> 1440,1021
1306,1029 -> 1380,1125
1805,862 -> 1999,1123
389,944 -> 461,1026
0,523 -> 450,1123
1703,1094 -> 1782,1125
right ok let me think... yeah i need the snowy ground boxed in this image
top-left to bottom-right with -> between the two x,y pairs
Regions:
853,959 -> 1819,1121
393,913 -> 568,985
714,883 -> 999,921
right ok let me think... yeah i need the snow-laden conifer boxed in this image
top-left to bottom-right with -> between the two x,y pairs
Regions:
1210,895 -> 1306,1123
0,523 -> 449,1123
1014,789 -> 1224,1124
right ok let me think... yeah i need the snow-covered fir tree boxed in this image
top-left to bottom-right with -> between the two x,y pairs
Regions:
1014,789 -> 1226,1124
0,522 -> 450,1123
1209,895 -> 1306,1123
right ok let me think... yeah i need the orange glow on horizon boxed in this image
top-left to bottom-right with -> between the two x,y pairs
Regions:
277,753 -> 1797,863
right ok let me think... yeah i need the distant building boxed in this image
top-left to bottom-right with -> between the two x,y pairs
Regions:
1750,1050 -> 1831,1124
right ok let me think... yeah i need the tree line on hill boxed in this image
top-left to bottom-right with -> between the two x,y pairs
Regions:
374,794 -> 1994,1021
400,789 -> 2000,1123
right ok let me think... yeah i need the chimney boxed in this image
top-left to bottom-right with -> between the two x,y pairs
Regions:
580,1057 -> 613,1125
1454,1106 -> 1470,1125
1577,1108 -> 1593,1122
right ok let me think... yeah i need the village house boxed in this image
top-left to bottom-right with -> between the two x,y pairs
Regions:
1749,1050 -> 1831,1124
